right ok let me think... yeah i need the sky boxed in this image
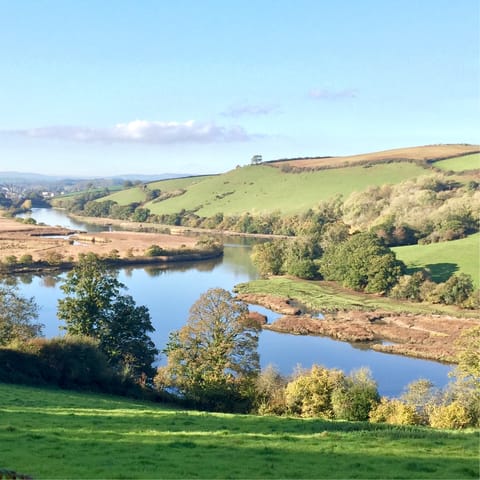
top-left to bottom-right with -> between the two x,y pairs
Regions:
0,0 -> 478,177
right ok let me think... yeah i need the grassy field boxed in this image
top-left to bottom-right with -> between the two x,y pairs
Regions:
433,153 -> 480,172
1,383 -> 478,479
234,277 -> 478,317
268,144 -> 480,170
141,163 -> 427,217
393,233 -> 480,288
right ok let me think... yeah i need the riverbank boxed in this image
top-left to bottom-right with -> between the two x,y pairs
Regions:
236,280 -> 479,363
0,215 -> 223,273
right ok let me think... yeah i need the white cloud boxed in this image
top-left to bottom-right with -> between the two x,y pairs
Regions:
309,88 -> 358,100
10,120 -> 255,144
222,103 -> 280,117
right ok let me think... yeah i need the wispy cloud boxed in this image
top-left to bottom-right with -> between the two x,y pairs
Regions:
309,88 -> 358,100
8,120 -> 256,144
222,103 -> 280,118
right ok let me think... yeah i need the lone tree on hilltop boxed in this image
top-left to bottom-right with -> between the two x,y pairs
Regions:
57,253 -> 158,382
159,288 -> 260,412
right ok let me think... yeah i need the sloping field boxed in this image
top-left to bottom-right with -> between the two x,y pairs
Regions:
1,383 -> 478,479
269,144 -> 480,170
144,162 -> 427,217
103,176 -> 210,206
393,233 -> 480,287
433,153 -> 480,172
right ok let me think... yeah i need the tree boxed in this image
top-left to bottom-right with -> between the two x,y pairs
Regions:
251,240 -> 286,276
160,288 -> 260,411
320,232 -> 405,293
0,284 -> 42,345
57,254 -> 158,381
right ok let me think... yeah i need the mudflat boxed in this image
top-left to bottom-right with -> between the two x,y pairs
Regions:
0,215 -> 202,264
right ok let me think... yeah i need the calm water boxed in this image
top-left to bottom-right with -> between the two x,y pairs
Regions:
10,208 -> 453,396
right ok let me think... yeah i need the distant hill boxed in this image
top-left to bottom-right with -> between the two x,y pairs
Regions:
95,144 -> 480,218
268,144 -> 480,170
0,171 -> 189,185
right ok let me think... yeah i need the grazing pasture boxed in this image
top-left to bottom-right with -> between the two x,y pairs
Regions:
433,153 -> 480,172
143,162 -> 427,217
0,383 -> 478,479
393,233 -> 480,287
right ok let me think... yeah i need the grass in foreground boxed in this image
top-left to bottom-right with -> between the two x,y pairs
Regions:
235,277 -> 478,317
393,233 -> 480,288
1,383 -> 478,479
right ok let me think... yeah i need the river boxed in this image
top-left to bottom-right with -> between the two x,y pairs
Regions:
12,208 -> 453,396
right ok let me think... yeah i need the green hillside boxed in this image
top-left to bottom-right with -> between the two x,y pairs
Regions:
393,233 -> 480,287
1,383 -> 478,479
433,153 -> 480,172
143,163 -> 427,217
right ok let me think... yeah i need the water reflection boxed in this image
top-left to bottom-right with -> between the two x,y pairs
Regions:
9,207 -> 454,397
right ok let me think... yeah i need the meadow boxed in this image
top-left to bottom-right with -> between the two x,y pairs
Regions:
393,233 -> 480,288
433,153 -> 480,172
1,383 -> 478,479
234,277 -> 478,317
142,163 -> 427,217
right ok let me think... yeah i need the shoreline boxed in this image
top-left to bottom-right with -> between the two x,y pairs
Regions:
239,292 -> 478,364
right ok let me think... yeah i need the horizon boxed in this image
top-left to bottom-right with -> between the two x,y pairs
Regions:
0,1 -> 479,177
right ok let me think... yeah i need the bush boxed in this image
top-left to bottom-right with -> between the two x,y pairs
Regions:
285,365 -> 345,418
19,254 -> 33,264
331,368 -> 380,421
428,401 -> 472,429
369,398 -> 420,426
254,364 -> 288,415
145,244 -> 164,257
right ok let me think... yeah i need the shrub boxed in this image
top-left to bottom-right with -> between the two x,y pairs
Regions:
428,401 -> 472,429
254,364 -> 288,415
331,368 -> 380,421
19,254 -> 33,264
145,244 -> 164,257
285,365 -> 345,418
369,398 -> 420,425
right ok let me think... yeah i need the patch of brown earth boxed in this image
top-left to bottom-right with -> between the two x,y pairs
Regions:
0,215 -> 213,267
241,293 -> 478,363
236,293 -> 301,315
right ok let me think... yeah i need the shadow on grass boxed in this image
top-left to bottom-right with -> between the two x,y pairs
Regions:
406,262 -> 458,283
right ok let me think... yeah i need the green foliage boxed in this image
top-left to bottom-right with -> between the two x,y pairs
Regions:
161,288 -> 260,412
331,368 -> 380,421
285,365 -> 345,418
57,254 -> 157,381
0,285 -> 42,346
251,240 -> 286,276
390,271 -> 428,301
145,244 -> 164,257
433,273 -> 474,305
320,232 -> 405,292
18,254 -> 33,264
454,326 -> 480,383
400,379 -> 441,424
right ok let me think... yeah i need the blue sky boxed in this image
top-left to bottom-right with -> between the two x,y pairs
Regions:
0,0 -> 478,176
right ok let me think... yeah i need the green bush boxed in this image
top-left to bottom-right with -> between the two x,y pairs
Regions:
145,244 -> 164,257
331,368 -> 380,421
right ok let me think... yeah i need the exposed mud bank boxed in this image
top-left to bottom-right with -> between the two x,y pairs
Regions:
238,293 -> 478,363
